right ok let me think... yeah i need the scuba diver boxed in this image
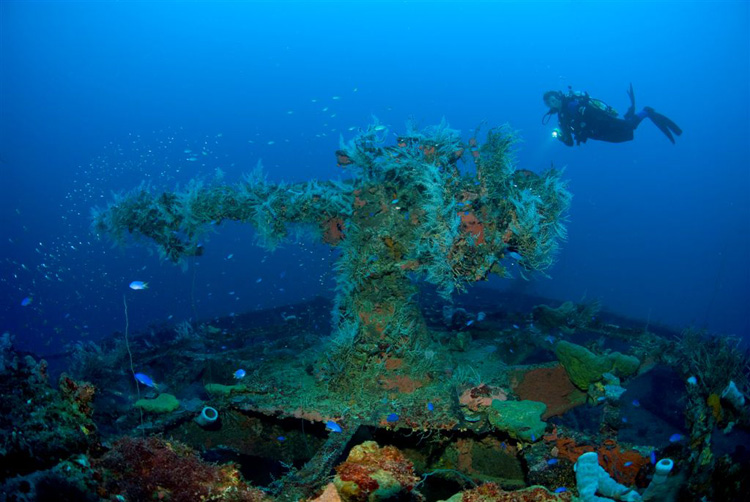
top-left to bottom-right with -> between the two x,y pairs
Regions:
543,84 -> 682,146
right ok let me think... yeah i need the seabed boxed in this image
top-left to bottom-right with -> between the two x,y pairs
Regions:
1,288 -> 748,502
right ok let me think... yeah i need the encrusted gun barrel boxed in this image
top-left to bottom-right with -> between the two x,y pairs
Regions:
93,121 -> 571,388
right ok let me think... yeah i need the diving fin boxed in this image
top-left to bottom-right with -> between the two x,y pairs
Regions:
645,106 -> 683,144
627,83 -> 635,108
625,83 -> 636,119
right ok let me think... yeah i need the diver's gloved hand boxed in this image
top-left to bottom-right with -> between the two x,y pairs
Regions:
553,128 -> 574,146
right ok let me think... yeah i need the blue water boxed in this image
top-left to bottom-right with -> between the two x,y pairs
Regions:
1,1 -> 748,354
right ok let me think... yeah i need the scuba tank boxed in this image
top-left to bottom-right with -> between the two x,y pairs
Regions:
589,97 -> 618,117
567,87 -> 618,117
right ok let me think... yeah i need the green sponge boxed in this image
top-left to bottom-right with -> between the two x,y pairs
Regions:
487,399 -> 547,442
134,393 -> 180,413
205,383 -> 248,396
555,341 -> 640,390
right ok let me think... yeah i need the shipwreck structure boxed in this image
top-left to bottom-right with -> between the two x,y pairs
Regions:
93,121 -> 571,388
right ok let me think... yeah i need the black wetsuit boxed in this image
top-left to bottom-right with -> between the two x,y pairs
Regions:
556,93 -> 646,146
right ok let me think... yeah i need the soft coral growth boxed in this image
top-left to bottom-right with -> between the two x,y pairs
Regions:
461,483 -> 571,502
58,373 -> 96,417
97,436 -> 269,502
459,384 -> 508,412
334,441 -> 419,502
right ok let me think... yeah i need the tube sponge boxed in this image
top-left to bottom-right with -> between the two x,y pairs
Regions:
195,406 -> 219,428
575,452 -> 642,502
721,380 -> 746,410
642,458 -> 673,501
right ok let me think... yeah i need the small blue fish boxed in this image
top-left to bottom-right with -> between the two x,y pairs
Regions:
20,296 -> 33,307
554,487 -> 567,493
129,281 -> 148,290
512,324 -> 520,330
386,413 -> 400,423
391,199 -> 399,204
687,376 -> 698,385
507,251 -> 523,260
622,417 -> 628,423
466,320 -> 474,326
476,312 -> 486,322
233,369 -> 246,380
427,402 -> 434,411
134,373 -> 157,388
650,451 -> 657,465
277,436 -> 286,442
325,421 -> 342,433
631,399 -> 641,407
624,461 -> 633,467
530,433 -> 536,441
669,433 -> 684,443
547,458 -> 558,465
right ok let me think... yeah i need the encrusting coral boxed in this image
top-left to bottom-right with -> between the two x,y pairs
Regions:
0,335 -> 98,480
96,436 -> 270,502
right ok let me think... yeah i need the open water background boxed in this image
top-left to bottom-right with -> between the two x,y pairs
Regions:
1,1 -> 748,354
